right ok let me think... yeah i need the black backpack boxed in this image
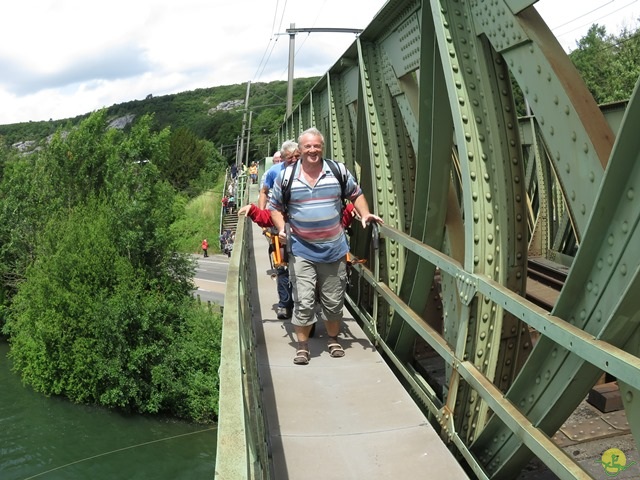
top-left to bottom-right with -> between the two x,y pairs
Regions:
280,159 -> 348,218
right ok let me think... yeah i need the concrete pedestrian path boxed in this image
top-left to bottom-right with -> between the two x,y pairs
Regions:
243,190 -> 469,479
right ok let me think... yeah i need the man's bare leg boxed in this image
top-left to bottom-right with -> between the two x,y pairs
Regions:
294,324 -> 314,343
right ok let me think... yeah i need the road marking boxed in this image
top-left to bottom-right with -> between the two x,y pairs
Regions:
193,278 -> 226,293
194,278 -> 226,285
196,261 -> 229,267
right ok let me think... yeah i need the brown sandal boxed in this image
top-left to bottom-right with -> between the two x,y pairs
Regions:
327,337 -> 345,358
293,342 -> 309,365
293,348 -> 310,365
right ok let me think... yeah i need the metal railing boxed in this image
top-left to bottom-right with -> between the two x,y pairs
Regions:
214,182 -> 270,479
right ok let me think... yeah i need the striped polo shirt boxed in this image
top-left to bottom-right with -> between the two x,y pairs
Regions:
269,159 -> 361,263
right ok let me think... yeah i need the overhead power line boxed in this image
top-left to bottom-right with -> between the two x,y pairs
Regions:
550,0 -> 615,30
553,0 -> 639,39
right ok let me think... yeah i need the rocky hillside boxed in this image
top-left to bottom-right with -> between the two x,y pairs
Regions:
0,77 -> 319,163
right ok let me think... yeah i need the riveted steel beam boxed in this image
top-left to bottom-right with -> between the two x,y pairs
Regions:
471,1 -> 614,241
428,0 -> 531,442
384,1 -> 455,364
355,38 -> 405,293
276,0 -> 640,477
473,77 -> 640,477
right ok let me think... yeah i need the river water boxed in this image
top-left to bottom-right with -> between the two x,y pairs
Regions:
0,341 -> 217,480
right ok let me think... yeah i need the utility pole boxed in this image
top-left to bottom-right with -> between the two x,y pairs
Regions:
235,136 -> 241,165
245,110 -> 253,165
238,81 -> 251,167
286,23 -> 296,117
285,26 -> 363,117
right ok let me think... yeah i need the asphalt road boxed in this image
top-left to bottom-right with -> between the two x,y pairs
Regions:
192,253 -> 229,307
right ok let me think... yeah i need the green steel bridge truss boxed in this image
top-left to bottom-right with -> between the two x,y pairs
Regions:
277,0 -> 640,478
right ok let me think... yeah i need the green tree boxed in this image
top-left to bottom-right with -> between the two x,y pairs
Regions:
611,26 -> 640,101
0,153 -> 60,321
2,111 -> 221,422
570,22 -> 640,103
570,25 -> 616,103
4,201 -> 220,421
161,127 -> 208,192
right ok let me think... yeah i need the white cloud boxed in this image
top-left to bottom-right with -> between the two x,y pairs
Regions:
0,0 -> 638,124
1,0 -> 385,124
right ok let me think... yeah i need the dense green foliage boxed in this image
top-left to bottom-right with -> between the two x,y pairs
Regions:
159,126 -> 227,197
569,23 -> 640,104
1,111 -> 221,423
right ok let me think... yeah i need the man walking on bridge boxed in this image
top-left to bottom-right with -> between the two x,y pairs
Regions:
269,127 -> 382,365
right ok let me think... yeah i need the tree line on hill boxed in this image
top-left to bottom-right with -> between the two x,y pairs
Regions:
0,77 -> 320,165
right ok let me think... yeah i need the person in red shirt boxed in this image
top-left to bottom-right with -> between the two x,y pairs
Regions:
201,238 -> 209,257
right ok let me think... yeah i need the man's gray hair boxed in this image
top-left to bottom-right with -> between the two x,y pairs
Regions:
280,140 -> 298,156
298,127 -> 324,145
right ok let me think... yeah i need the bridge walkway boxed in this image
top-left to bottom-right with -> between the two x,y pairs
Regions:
244,187 -> 469,479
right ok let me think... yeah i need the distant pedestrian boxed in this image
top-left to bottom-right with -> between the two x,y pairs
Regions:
230,164 -> 238,180
201,238 -> 209,257
249,162 -> 259,184
224,237 -> 233,257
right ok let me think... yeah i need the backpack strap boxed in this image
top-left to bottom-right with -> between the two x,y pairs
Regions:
325,159 -> 348,211
281,161 -> 299,218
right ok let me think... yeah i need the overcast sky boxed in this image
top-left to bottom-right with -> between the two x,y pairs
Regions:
1,0 -> 638,125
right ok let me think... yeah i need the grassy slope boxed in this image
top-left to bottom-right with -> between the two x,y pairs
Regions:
172,175 -> 225,254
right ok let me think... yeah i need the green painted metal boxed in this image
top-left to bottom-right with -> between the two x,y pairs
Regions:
215,179 -> 270,480
426,0 -> 533,442
610,80 -> 640,470
473,74 -> 640,477
475,2 -> 614,240
237,0 -> 640,478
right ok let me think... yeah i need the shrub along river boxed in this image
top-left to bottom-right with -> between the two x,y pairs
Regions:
0,341 -> 217,479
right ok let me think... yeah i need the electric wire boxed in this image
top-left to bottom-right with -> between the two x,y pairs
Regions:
549,0 -> 615,30
277,0 -> 357,79
554,0 -> 639,39
271,0 -> 280,35
275,0 -> 289,35
576,27 -> 640,54
252,0 -> 286,82
251,0 -> 294,113
291,0 -> 329,56
22,427 -> 217,480
253,37 -> 281,81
